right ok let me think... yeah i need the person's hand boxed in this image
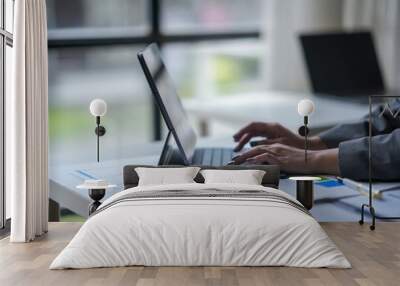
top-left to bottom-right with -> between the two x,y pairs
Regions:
233,122 -> 305,152
233,122 -> 328,152
231,143 -> 340,175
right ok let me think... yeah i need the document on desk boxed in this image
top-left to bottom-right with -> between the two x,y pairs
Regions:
74,169 -> 98,180
338,177 -> 400,199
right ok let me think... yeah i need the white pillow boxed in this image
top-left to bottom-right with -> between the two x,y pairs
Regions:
200,169 -> 266,185
135,167 -> 201,186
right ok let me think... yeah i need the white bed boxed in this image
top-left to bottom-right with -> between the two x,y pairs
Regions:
50,183 -> 350,269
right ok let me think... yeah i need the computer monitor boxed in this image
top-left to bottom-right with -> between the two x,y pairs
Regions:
299,31 -> 385,96
137,43 -> 197,165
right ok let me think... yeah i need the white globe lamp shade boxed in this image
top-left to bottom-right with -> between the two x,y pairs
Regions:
90,99 -> 107,117
297,99 -> 315,116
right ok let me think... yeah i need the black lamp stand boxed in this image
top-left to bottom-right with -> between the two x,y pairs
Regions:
304,115 -> 308,163
359,95 -> 400,231
296,180 -> 314,210
94,116 -> 106,162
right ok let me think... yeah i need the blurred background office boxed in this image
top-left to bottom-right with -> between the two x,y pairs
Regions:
46,0 -> 400,168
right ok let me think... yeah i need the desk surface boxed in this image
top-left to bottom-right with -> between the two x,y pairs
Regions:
184,91 -> 368,132
50,137 -> 400,221
50,138 -> 234,217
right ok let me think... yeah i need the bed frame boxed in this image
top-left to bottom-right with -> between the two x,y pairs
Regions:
123,165 -> 280,189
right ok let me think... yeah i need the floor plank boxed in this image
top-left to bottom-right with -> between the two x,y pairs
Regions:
0,222 -> 399,286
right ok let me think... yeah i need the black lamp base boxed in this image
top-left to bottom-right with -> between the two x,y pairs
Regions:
298,125 -> 310,137
95,126 -> 106,136
296,180 -> 314,210
88,188 -> 106,215
359,204 -> 376,230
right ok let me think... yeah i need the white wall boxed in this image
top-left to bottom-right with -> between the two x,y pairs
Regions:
343,0 -> 400,93
262,0 -> 344,92
262,0 -> 400,93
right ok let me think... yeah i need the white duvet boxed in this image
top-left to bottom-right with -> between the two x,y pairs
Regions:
50,183 -> 350,269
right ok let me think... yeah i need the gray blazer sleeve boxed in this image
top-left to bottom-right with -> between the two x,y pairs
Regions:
339,129 -> 400,181
317,99 -> 400,180
319,99 -> 400,148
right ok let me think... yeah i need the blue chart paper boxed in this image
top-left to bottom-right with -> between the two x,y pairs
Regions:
75,170 -> 98,180
316,179 -> 343,188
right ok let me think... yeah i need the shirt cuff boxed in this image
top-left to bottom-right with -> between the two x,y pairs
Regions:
319,127 -> 343,148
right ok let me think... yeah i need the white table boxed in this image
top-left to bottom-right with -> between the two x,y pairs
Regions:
49,137 -> 400,222
49,141 -> 162,219
49,138 -> 236,218
184,91 -> 369,135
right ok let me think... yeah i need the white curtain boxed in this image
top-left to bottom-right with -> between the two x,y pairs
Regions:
8,0 -> 49,242
263,0 -> 400,93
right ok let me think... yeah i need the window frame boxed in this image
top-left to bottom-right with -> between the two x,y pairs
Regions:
0,0 -> 13,233
48,0 -> 261,141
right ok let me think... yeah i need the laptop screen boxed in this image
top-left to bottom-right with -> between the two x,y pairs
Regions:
138,44 -> 197,163
299,31 -> 385,96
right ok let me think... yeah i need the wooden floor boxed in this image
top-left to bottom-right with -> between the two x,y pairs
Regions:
0,222 -> 399,286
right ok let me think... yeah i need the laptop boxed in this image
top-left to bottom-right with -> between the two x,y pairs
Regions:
137,43 -> 237,166
299,31 -> 385,97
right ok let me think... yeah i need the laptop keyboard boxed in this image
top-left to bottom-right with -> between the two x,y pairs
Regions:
192,148 -> 235,166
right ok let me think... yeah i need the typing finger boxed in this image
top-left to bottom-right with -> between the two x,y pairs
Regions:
232,147 -> 265,164
233,133 -> 253,152
246,152 -> 281,165
250,138 -> 282,147
233,122 -> 267,141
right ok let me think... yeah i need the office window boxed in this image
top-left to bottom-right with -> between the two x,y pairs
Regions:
47,0 -> 262,168
48,46 -> 153,165
162,0 -> 261,33
5,44 -> 11,220
47,0 -> 149,36
5,0 -> 12,32
1,0 -> 13,229
163,40 -> 263,99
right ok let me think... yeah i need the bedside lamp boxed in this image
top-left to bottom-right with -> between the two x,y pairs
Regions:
297,99 -> 314,163
290,99 -> 318,210
89,99 -> 107,162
